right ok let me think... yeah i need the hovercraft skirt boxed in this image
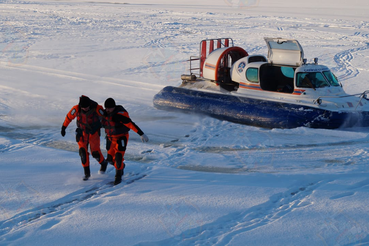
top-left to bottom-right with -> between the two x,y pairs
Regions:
153,86 -> 359,129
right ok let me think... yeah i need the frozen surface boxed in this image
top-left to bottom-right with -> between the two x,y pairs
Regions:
1,0 -> 369,245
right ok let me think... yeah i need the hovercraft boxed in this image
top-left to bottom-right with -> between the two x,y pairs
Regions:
153,37 -> 369,129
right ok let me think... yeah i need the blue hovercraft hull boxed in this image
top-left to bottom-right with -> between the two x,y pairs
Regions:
153,86 -> 367,129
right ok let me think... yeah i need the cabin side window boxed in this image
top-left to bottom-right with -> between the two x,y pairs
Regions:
281,67 -> 295,79
246,68 -> 259,83
248,56 -> 267,63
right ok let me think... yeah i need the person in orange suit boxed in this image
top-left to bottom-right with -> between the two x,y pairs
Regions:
61,95 -> 108,180
102,98 -> 149,185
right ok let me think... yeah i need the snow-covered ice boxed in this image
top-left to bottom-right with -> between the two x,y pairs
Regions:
1,0 -> 369,245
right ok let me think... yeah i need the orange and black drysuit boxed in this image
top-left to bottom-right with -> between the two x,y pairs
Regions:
102,105 -> 144,181
61,96 -> 106,179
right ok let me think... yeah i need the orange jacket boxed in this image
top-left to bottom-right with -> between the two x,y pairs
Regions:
102,105 -> 144,136
63,100 -> 104,134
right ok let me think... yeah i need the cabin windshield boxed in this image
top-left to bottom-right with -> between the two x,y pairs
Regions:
296,72 -> 330,89
323,71 -> 340,86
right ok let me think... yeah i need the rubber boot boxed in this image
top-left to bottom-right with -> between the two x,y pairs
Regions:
114,169 -> 124,185
98,159 -> 108,174
83,166 -> 91,181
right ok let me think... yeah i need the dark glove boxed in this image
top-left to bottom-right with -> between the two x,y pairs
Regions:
61,126 -> 66,137
75,127 -> 83,142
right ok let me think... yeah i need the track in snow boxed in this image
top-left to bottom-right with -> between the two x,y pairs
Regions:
334,43 -> 369,81
136,180 -> 325,246
0,170 -> 148,241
